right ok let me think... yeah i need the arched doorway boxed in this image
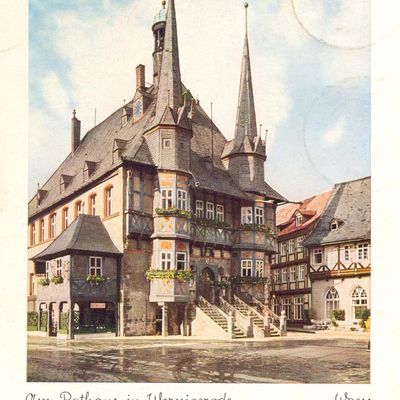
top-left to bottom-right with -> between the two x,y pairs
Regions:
198,267 -> 215,302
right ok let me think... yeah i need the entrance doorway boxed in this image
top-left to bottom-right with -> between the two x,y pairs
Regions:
198,267 -> 215,302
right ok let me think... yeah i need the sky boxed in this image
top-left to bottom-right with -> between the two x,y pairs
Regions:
29,0 -> 371,201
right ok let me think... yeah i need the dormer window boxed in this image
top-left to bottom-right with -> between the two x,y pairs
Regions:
295,213 -> 303,227
83,161 -> 96,182
60,174 -> 73,194
330,219 -> 341,231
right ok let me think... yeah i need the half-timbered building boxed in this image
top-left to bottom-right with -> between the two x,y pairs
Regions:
28,1 -> 287,339
302,177 -> 371,325
270,191 -> 331,326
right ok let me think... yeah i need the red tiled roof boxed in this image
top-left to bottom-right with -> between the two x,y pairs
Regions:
276,190 -> 332,237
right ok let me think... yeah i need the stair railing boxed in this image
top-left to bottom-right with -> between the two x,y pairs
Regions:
198,296 -> 229,321
219,297 -> 250,337
250,295 -> 281,329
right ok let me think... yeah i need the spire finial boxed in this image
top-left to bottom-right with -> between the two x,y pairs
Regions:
162,0 -> 166,8
244,2 -> 249,35
72,109 -> 76,118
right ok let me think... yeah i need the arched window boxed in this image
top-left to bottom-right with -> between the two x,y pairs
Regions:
325,287 -> 339,320
351,287 -> 368,319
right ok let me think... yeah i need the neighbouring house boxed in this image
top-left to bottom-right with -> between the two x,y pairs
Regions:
270,191 -> 331,326
28,1 -> 288,339
302,177 -> 371,327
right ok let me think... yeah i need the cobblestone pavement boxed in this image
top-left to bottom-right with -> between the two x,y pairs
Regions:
27,332 -> 370,383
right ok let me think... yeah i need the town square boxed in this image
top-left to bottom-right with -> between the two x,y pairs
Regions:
26,0 -> 371,386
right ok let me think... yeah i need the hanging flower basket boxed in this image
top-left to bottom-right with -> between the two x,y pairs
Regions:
51,275 -> 63,285
145,269 -> 193,282
38,278 -> 50,286
86,275 -> 107,285
155,208 -> 192,219
239,223 -> 271,235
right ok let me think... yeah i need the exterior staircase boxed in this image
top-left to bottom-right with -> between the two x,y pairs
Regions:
198,296 -> 247,339
232,295 -> 281,337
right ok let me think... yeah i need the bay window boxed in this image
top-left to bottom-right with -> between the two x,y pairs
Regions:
255,206 -> 264,224
176,252 -> 186,270
241,207 -> 253,224
241,260 -> 252,277
161,189 -> 173,209
177,189 -> 188,210
160,252 -> 172,270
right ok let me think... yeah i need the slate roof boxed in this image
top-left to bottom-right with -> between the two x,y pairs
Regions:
276,190 -> 332,237
28,1 -> 287,220
32,215 -> 121,260
302,177 -> 371,246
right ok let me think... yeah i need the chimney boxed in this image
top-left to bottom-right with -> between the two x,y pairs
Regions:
136,64 -> 145,90
71,109 -> 81,153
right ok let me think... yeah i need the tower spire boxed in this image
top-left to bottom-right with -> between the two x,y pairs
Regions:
154,0 -> 182,120
233,2 -> 257,145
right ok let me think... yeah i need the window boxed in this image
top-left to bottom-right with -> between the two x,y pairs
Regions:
296,235 -> 305,251
160,252 -> 172,270
314,248 -> 323,264
273,269 -> 280,283
294,297 -> 304,320
351,286 -> 368,319
177,190 -> 188,210
331,220 -> 338,230
49,214 -> 56,238
89,194 -> 97,216
62,208 -> 69,230
216,205 -> 224,222
75,201 -> 83,217
357,243 -> 369,260
255,207 -> 264,224
56,259 -> 62,276
271,297 -> 280,315
255,260 -> 264,277
288,239 -> 295,254
105,186 -> 113,216
161,189 -> 173,209
325,287 -> 340,320
295,213 -> 303,227
195,200 -> 204,218
89,257 -> 102,276
282,298 -> 291,319
31,223 -> 36,246
176,252 -> 186,270
281,268 -> 287,283
206,202 -> 214,219
298,264 -> 305,281
280,242 -> 287,256
241,207 -> 253,224
162,138 -> 171,148
289,266 -> 296,282
40,219 -> 45,242
241,260 -> 252,277
45,261 -> 50,280
344,245 -> 352,261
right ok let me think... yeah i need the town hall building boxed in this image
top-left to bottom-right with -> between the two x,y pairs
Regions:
27,1 -> 287,339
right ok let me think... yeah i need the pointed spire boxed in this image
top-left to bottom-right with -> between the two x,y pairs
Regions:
233,2 -> 257,146
154,0 -> 182,120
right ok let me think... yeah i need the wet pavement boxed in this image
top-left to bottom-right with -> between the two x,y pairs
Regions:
27,333 -> 370,383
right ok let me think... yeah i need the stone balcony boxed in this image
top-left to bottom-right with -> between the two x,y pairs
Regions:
233,229 -> 278,252
36,277 -> 117,303
126,210 -> 153,237
149,278 -> 190,303
191,223 -> 234,246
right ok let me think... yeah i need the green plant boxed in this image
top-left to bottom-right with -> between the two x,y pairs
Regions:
356,308 -> 370,328
331,309 -> 345,321
39,311 -> 48,331
331,319 -> 338,327
192,216 -> 230,229
228,276 -> 269,286
27,312 -> 38,330
240,223 -> 272,235
59,312 -> 69,332
145,269 -> 193,282
86,275 -> 107,285
155,207 -> 192,219
38,278 -> 50,286
51,275 -> 63,284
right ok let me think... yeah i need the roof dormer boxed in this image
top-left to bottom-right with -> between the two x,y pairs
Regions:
295,211 -> 303,227
330,218 -> 343,231
60,174 -> 73,194
83,160 -> 97,182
